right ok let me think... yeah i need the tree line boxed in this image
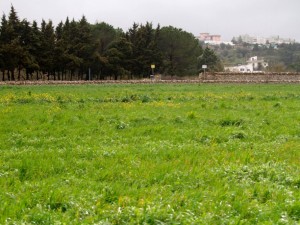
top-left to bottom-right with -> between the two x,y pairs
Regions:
0,6 -> 222,81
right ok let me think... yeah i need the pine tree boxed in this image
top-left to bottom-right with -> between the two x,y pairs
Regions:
18,19 -> 40,80
198,47 -> 223,72
158,26 -> 203,76
76,16 -> 93,80
90,22 -> 119,79
126,22 -> 162,77
39,20 -> 55,79
104,37 -> 133,79
66,19 -> 83,80
30,21 -> 43,79
0,14 -> 9,80
5,6 -> 23,80
54,21 -> 64,80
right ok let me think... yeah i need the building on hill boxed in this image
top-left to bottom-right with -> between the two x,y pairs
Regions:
225,56 -> 268,73
199,33 -> 221,42
198,33 -> 233,45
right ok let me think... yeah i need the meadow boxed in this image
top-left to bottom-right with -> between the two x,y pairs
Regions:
0,83 -> 299,224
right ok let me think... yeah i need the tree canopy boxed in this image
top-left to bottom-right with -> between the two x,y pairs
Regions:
158,26 -> 203,76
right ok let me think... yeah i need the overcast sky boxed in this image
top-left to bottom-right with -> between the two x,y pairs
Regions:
1,0 -> 300,41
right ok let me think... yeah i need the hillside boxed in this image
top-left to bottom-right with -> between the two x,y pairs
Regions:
210,43 -> 300,72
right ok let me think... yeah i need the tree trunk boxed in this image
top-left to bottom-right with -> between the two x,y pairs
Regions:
57,70 -> 61,80
7,70 -> 11,81
11,70 -> 15,81
26,70 -> 29,80
18,67 -> 21,80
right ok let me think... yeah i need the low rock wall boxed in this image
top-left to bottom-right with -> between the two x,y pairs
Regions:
202,72 -> 300,83
1,73 -> 300,85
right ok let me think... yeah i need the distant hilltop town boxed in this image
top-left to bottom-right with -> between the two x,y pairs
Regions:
198,33 -> 296,45
232,34 -> 296,45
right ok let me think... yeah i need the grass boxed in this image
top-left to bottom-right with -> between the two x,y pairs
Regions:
0,84 -> 299,224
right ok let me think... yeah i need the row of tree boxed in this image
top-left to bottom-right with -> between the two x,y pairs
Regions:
0,6 -> 222,81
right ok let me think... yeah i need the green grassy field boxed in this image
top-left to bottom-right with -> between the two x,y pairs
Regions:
0,84 -> 299,224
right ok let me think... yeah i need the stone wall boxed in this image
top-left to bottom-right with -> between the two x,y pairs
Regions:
1,72 -> 300,85
202,72 -> 300,83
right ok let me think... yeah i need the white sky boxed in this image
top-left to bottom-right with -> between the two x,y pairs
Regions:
1,0 -> 300,41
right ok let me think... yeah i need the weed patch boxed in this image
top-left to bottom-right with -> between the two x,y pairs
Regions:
219,119 -> 244,127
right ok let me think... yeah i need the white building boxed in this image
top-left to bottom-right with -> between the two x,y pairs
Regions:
225,56 -> 268,73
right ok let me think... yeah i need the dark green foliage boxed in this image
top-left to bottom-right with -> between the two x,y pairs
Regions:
40,20 -> 56,76
230,132 -> 246,139
104,37 -> 133,79
158,26 -> 203,76
90,22 -> 118,79
126,22 -> 163,78
198,46 -> 224,72
0,6 -> 222,80
0,6 -> 23,80
219,119 -> 244,127
288,203 -> 300,221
